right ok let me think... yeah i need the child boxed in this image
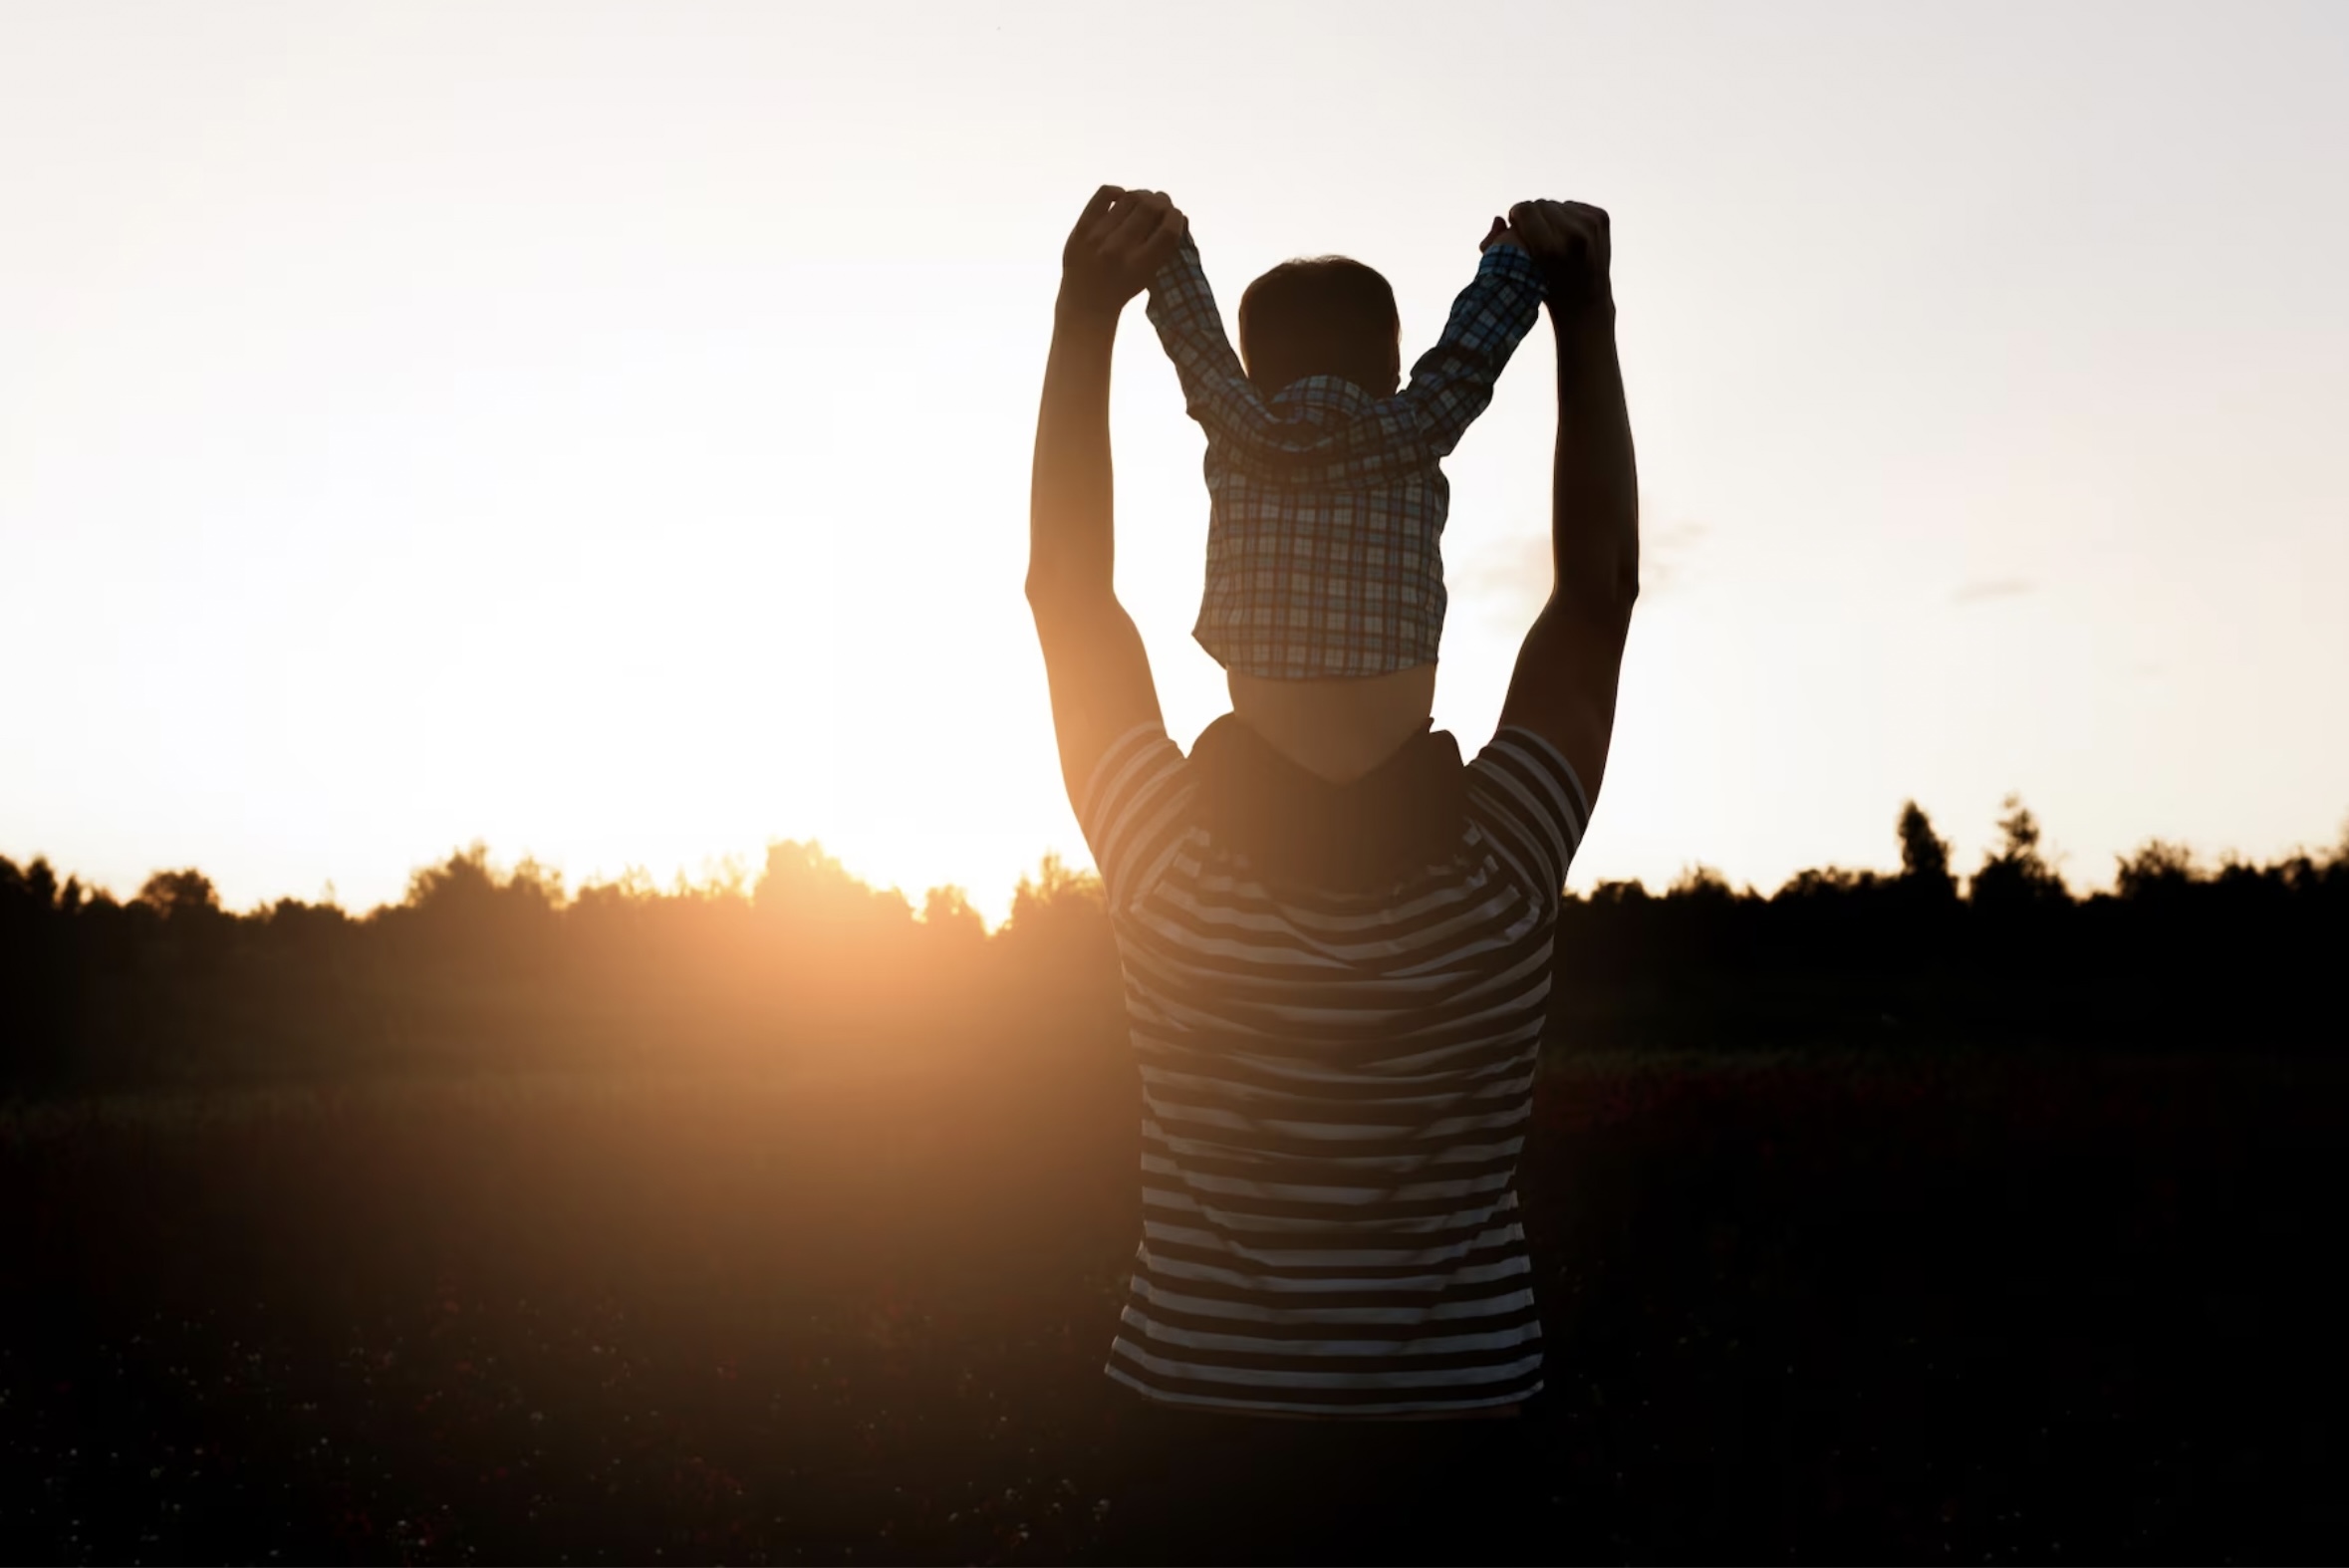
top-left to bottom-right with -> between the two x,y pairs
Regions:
1145,218 -> 1547,687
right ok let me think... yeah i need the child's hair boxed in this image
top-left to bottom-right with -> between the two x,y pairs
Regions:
1237,257 -> 1401,398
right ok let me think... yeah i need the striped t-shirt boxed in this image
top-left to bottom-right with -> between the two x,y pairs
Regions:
1079,721 -> 1590,1419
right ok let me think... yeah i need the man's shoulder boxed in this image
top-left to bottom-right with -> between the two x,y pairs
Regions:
1469,725 -> 1589,812
1463,725 -> 1591,898
1080,723 -> 1188,825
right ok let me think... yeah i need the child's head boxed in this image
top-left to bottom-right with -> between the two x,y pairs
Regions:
1237,258 -> 1402,399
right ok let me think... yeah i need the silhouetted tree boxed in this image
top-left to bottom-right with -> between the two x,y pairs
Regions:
1969,795 -> 2069,909
1001,853 -> 1114,991
2,857 -> 81,1089
755,840 -> 914,934
918,886 -> 987,945
380,844 -> 565,980
1669,865 -> 1742,905
1775,867 -> 1886,902
137,869 -> 222,918
1896,802 -> 1958,904
2115,839 -> 2199,902
10,782 -> 2349,1096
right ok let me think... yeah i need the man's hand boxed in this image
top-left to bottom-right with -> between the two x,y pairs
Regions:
1060,185 -> 1187,319
1506,198 -> 1612,320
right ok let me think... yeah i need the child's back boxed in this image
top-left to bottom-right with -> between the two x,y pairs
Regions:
1146,224 -> 1545,778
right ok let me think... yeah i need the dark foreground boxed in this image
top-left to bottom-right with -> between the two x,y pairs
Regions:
2,1045 -> 2338,1564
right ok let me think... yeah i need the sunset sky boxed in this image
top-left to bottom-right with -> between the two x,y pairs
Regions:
5,0 -> 2345,920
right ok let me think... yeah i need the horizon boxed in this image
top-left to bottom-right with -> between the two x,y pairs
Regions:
6,1 -> 2347,923
12,786 -> 2341,926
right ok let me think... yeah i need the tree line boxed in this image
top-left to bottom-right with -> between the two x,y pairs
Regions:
4,797 -> 2343,1095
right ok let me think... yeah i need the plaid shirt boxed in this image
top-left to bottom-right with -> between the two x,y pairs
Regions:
1145,235 -> 1546,679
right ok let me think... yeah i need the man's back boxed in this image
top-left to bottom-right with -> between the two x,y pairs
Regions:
1027,185 -> 1636,1432
1079,718 -> 1590,1418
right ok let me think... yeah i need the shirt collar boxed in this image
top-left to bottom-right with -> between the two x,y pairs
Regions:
1267,376 -> 1381,425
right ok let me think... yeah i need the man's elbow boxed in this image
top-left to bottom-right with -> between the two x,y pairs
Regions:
1553,561 -> 1640,630
1025,567 -> 1115,625
1607,565 -> 1642,624
1610,556 -> 1642,615
1024,569 -> 1070,624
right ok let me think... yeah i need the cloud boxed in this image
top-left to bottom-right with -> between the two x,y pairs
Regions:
1952,577 -> 2034,606
1459,535 -> 1553,626
1643,520 -> 1708,596
1459,519 -> 1708,629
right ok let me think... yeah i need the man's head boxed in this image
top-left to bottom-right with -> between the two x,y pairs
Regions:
1237,257 -> 1402,399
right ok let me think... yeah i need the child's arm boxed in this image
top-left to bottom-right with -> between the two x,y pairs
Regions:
1398,233 -> 1548,456
1144,232 -> 1277,452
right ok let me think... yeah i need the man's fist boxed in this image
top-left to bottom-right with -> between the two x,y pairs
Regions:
1060,186 -> 1187,316
1506,199 -> 1612,318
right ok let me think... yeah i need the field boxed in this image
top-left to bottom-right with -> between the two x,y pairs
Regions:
1,1040 -> 2339,1564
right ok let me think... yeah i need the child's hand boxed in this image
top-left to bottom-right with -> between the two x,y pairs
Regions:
1059,186 -> 1188,317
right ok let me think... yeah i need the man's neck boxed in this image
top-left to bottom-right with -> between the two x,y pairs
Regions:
1225,664 -> 1438,786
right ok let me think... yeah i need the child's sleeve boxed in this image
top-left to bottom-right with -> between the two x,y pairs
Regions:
1399,242 -> 1547,458
1144,235 -> 1277,453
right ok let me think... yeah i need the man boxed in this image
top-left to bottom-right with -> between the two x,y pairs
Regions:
1027,186 -> 1637,1549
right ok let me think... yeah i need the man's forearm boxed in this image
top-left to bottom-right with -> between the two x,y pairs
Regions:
1549,308 -> 1639,621
1027,296 -> 1123,608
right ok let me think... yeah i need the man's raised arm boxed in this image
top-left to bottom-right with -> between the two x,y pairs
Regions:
1496,199 -> 1640,807
1026,186 -> 1187,812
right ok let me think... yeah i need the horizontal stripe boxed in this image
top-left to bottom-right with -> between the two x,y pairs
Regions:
1141,1188 -> 1521,1236
1131,1276 -> 1539,1326
1139,1103 -> 1534,1151
1103,1362 -> 1543,1419
1138,1217 -> 1527,1270
1118,1306 -> 1544,1360
1139,1137 -> 1526,1186
1140,1152 -> 1517,1205
1142,1118 -> 1531,1168
1124,1292 -> 1544,1341
1137,1247 -> 1535,1300
1137,1069 -> 1538,1128
1109,1338 -> 1546,1391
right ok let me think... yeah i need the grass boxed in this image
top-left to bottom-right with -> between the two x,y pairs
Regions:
2,1041 -> 2339,1564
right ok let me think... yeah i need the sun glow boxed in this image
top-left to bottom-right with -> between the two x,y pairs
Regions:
5,3 -> 2347,920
